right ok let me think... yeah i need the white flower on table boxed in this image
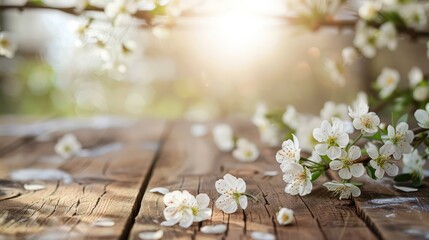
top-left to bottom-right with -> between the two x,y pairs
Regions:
329,146 -> 364,179
232,138 -> 259,162
161,190 -> 211,228
342,47 -> 360,65
55,134 -> 82,159
358,1 -> 381,20
348,100 -> 380,134
376,68 -> 400,99
281,162 -> 312,196
366,143 -> 398,179
415,103 -> 429,129
408,67 -> 423,88
215,174 -> 248,214
0,32 -> 17,58
105,0 -> 138,26
276,134 -> 301,167
382,122 -> 414,159
276,207 -> 294,225
323,181 -> 361,200
313,118 -> 350,160
212,124 -> 234,152
402,151 -> 425,181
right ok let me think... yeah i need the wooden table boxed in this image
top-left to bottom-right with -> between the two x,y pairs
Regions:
0,117 -> 427,239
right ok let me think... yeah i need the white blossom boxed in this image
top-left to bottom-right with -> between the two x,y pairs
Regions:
353,21 -> 378,58
376,68 -> 400,98
413,86 -> 428,102
296,117 -> 322,152
105,0 -> 138,26
252,103 -> 281,147
408,67 -> 423,88
358,1 -> 381,20
55,134 -> 82,159
281,162 -> 312,196
0,32 -> 17,58
329,146 -> 364,179
313,118 -> 350,160
324,59 -> 346,87
382,122 -> 414,159
377,22 -> 397,50
399,3 -> 427,30
367,143 -> 398,179
161,190 -> 211,228
213,124 -> 234,152
348,100 -> 380,134
320,101 -> 350,121
323,181 -> 361,200
402,150 -> 425,181
342,47 -> 360,65
232,138 -> 259,162
282,105 -> 303,130
276,134 -> 301,167
215,174 -> 247,213
414,103 -> 429,128
276,208 -> 294,225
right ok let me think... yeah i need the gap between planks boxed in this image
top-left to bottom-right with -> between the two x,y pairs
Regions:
118,121 -> 174,240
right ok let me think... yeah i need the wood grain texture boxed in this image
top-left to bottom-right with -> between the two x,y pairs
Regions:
352,177 -> 429,240
130,120 -> 377,240
0,119 -> 167,239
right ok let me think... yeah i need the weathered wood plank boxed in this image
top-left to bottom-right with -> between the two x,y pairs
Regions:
130,120 -> 377,240
352,177 -> 429,240
0,119 -> 167,239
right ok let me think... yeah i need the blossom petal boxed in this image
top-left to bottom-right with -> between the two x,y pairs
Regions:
235,177 -> 246,193
238,195 -> 248,210
215,194 -> 237,214
385,163 -> 399,176
215,179 -> 229,194
329,160 -> 343,170
223,174 -> 238,189
336,133 -> 350,148
350,164 -> 365,178
179,210 -> 194,228
160,217 -> 180,226
315,143 -> 328,156
375,167 -> 385,179
196,193 -> 210,209
348,146 -> 361,160
313,128 -> 326,142
327,146 -> 341,160
338,168 -> 352,179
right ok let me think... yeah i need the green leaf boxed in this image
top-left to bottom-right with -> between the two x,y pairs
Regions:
396,113 -> 409,125
311,171 -> 323,182
365,131 -> 382,141
412,177 -> 422,187
321,155 -> 331,163
394,173 -> 412,182
366,166 -> 377,180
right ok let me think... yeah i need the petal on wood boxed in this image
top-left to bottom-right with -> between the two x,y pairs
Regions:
200,224 -> 227,234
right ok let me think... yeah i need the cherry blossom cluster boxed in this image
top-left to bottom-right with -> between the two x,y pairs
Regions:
258,93 -> 428,199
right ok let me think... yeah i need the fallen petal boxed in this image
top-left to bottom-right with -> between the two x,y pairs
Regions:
263,171 -> 278,177
23,183 -> 46,191
93,218 -> 115,227
393,185 -> 418,192
251,231 -> 275,240
200,224 -> 227,234
149,187 -> 169,195
138,230 -> 164,239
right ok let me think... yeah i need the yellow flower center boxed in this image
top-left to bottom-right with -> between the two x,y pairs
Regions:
327,136 -> 337,147
282,214 -> 289,222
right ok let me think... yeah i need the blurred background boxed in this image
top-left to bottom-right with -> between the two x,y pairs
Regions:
0,0 -> 427,120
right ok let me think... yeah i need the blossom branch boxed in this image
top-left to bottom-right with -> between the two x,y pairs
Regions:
2,3 -> 429,38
